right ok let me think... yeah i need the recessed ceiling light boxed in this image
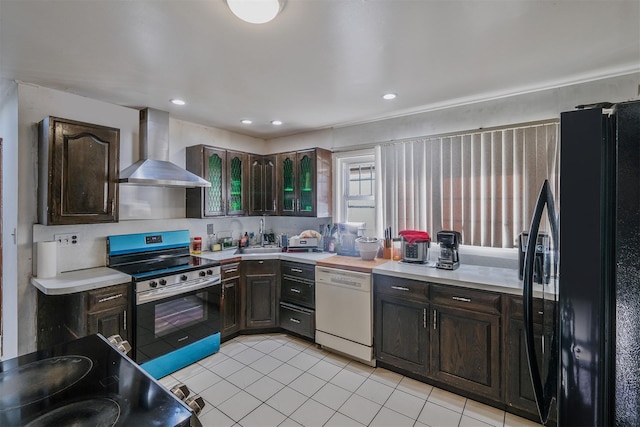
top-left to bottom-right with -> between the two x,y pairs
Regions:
241,119 -> 253,125
170,99 -> 186,105
271,120 -> 283,126
382,93 -> 397,100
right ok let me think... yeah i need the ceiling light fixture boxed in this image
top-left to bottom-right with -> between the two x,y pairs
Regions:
227,0 -> 284,24
271,120 -> 283,126
241,119 -> 253,124
382,93 -> 397,100
170,99 -> 186,105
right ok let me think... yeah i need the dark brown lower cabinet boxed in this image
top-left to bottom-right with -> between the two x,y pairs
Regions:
66,283 -> 130,342
430,304 -> 501,400
221,262 -> 241,338
375,294 -> 429,375
505,296 -> 556,422
374,276 -> 504,405
244,260 -> 279,329
38,283 -> 130,350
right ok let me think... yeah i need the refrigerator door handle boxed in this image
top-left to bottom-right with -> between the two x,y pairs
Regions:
523,179 -> 559,425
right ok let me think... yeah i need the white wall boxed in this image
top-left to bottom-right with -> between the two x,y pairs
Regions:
333,72 -> 640,148
266,73 -> 640,150
1,79 -> 19,359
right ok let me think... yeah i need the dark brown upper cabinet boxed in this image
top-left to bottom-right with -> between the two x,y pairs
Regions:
186,145 -> 248,217
277,148 -> 332,217
38,116 -> 120,225
248,154 -> 278,216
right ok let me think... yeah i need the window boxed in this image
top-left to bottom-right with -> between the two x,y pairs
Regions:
376,121 -> 559,248
335,150 -> 376,232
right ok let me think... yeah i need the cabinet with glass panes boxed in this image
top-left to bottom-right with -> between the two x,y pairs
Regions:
186,145 -> 248,217
276,148 -> 332,217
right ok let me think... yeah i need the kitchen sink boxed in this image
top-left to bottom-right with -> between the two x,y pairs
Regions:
235,246 -> 282,254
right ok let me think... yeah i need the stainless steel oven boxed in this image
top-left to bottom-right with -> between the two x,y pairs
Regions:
107,230 -> 222,378
135,267 -> 221,364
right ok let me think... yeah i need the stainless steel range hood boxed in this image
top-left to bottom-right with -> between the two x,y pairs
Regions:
119,108 -> 211,188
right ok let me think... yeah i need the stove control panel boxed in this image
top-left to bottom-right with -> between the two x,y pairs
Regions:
136,266 -> 221,293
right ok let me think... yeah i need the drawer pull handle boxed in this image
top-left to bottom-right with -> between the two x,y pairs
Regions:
258,261 -> 264,264
225,268 -> 238,273
291,268 -> 303,273
289,318 -> 301,324
290,288 -> 302,293
433,309 -> 437,330
452,296 -> 471,303
98,293 -> 123,303
423,308 -> 427,328
538,311 -> 544,315
391,286 -> 410,291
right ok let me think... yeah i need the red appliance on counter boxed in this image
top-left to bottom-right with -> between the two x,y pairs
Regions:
0,334 -> 194,426
399,230 -> 431,263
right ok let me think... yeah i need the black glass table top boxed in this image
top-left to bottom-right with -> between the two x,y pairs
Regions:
0,334 -> 192,427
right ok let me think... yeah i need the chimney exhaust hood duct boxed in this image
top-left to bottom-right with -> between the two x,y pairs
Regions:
119,108 -> 211,188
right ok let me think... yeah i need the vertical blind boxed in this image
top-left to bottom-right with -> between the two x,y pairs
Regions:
376,121 -> 559,248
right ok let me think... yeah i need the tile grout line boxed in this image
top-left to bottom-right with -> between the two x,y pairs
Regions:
178,334 -> 523,427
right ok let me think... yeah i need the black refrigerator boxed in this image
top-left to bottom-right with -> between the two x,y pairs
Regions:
522,100 -> 640,426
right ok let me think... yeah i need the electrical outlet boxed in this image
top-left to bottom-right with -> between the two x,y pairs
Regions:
54,232 -> 80,247
207,223 -> 214,235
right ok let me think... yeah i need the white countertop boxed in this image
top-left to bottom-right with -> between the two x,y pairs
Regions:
31,267 -> 131,295
31,250 -> 336,295
197,249 -> 336,265
31,249 -> 554,299
372,261 -> 556,298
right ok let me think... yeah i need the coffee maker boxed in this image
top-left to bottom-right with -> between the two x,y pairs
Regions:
436,230 -> 462,270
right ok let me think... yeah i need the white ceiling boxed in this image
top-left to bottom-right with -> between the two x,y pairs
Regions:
1,0 -> 639,139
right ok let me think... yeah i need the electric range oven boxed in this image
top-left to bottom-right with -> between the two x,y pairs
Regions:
107,230 -> 221,379
0,334 -> 193,427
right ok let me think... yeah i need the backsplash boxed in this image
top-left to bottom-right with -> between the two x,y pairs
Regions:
32,216 -> 331,274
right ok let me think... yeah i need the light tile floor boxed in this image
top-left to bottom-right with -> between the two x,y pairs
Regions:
159,333 -> 542,427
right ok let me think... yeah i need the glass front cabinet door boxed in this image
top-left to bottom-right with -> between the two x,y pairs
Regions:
226,150 -> 247,216
186,145 -> 247,217
277,149 -> 331,217
279,152 -> 297,215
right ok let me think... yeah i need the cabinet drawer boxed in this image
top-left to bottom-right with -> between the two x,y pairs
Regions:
431,285 -> 501,315
279,302 -> 315,339
507,295 -> 555,324
374,275 -> 428,302
281,261 -> 315,281
221,262 -> 240,280
87,284 -> 129,312
281,277 -> 314,309
243,259 -> 278,275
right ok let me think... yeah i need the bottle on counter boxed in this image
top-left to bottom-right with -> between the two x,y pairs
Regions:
392,237 -> 402,261
191,237 -> 202,254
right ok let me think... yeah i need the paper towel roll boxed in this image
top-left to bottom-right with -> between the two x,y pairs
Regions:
37,241 -> 58,278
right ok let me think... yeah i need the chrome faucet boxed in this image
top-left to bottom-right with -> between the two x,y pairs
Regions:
259,217 -> 266,245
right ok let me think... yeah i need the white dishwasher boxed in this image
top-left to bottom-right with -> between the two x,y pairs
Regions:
315,266 -> 375,365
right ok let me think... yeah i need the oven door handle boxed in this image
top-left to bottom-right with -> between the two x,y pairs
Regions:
136,276 -> 221,305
